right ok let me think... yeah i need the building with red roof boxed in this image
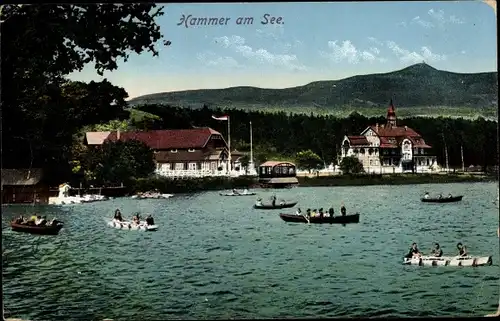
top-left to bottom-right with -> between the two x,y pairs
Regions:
340,100 -> 437,173
85,127 -> 248,177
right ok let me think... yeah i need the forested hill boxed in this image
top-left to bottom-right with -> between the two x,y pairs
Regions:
128,63 -> 498,110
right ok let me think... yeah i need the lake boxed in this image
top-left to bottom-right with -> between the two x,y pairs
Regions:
2,182 -> 499,320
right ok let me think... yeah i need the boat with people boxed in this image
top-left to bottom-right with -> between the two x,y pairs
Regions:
403,242 -> 491,266
253,195 -> 297,209
279,213 -> 360,224
107,209 -> 158,231
10,215 -> 64,235
131,191 -> 173,199
220,188 -> 256,196
421,192 -> 463,203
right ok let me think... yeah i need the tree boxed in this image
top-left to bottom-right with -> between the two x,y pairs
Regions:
295,150 -> 323,173
85,140 -> 155,185
239,155 -> 250,174
339,156 -> 364,174
1,4 -> 167,180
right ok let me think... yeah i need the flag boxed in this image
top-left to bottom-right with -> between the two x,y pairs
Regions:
212,115 -> 229,121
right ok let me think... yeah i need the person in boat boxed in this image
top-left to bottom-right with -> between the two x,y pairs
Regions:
14,216 -> 23,224
457,243 -> 467,257
271,195 -> 277,207
145,215 -> 155,226
232,188 -> 240,195
114,209 -> 124,222
448,193 -> 453,198
39,216 -> 48,226
438,193 -> 443,199
423,192 -> 430,199
295,208 -> 302,215
405,243 -> 422,258
328,207 -> 334,217
340,205 -> 346,217
256,198 -> 263,206
132,215 -> 140,225
306,208 -> 311,219
279,200 -> 285,206
30,214 -> 37,222
35,215 -> 43,225
243,189 -> 249,195
311,209 -> 317,217
430,243 -> 443,257
318,208 -> 324,218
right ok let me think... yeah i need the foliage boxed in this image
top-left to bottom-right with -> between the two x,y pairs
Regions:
128,63 -> 497,109
339,156 -> 365,174
1,4 -> 166,183
83,140 -> 155,185
295,150 -> 323,172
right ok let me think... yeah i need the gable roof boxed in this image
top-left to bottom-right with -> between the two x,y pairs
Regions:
86,128 -> 225,150
1,168 -> 43,186
346,135 -> 369,146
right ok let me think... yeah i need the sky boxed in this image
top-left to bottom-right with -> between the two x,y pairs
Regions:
68,1 -> 497,99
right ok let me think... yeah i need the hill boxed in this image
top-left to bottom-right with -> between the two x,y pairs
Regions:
128,63 -> 498,116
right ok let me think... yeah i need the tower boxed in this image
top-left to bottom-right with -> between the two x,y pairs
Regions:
386,99 -> 397,127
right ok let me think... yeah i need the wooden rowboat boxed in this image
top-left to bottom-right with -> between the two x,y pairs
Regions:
403,255 -> 492,267
220,192 -> 256,196
10,222 -> 64,235
253,201 -> 298,209
279,213 -> 360,224
421,195 -> 463,203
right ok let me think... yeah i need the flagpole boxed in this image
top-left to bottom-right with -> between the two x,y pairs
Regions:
250,121 -> 254,174
228,116 -> 231,175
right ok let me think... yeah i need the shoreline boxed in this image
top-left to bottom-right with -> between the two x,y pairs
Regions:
126,174 -> 496,194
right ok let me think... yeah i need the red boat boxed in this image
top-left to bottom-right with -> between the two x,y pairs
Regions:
10,221 -> 64,235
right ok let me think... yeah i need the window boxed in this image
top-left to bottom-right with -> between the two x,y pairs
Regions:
360,148 -> 365,154
170,149 -> 178,153
188,148 -> 195,152
369,159 -> 373,166
368,148 -> 373,155
175,163 -> 183,170
353,148 -> 359,153
188,162 -> 197,170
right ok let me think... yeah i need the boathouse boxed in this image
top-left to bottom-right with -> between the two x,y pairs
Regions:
1,168 -> 50,204
258,161 -> 299,188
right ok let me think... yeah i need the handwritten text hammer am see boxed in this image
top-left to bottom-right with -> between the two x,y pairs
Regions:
177,14 -> 283,28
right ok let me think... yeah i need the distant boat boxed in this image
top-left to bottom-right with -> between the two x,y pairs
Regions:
253,201 -> 298,209
279,213 -> 360,224
403,255 -> 492,267
421,195 -> 463,203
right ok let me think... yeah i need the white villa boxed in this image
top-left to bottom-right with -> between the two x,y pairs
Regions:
85,128 -> 257,178
340,100 -> 438,174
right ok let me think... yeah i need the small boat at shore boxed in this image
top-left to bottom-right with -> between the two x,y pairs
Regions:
10,221 -> 64,235
107,220 -> 158,231
403,255 -> 492,267
253,201 -> 298,210
421,195 -> 463,203
220,191 -> 256,196
279,213 -> 360,224
131,192 -> 173,199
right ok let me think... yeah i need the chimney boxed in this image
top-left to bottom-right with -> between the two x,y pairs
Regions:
117,129 -> 121,140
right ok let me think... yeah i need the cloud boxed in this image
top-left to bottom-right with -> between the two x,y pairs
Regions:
427,9 -> 446,23
448,15 -> 465,24
320,40 -> 386,64
411,16 -> 434,28
386,41 -> 446,63
197,51 -> 241,68
255,24 -> 285,40
213,35 -> 307,71
368,37 -> 383,46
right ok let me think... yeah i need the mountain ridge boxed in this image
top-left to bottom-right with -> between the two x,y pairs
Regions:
128,63 -> 498,110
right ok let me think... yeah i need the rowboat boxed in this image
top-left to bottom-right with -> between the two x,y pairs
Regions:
220,192 -> 256,196
131,193 -> 173,199
10,222 -> 64,235
279,213 -> 360,224
421,195 -> 463,203
107,220 -> 158,231
403,255 -> 492,267
253,201 -> 298,209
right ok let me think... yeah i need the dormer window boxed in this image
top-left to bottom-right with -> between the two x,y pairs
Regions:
170,149 -> 178,153
188,148 -> 195,152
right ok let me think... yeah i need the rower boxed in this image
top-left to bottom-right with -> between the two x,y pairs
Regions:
232,188 -> 240,195
145,215 -> 155,226
405,242 -> 422,258
430,243 -> 443,257
340,205 -> 346,217
457,243 -> 467,257
256,198 -> 263,206
311,209 -> 317,217
114,209 -> 123,221
35,216 -> 42,225
424,192 -> 430,199
295,208 -> 302,215
318,208 -> 324,218
306,208 -> 311,219
438,193 -> 443,199
328,207 -> 334,217
448,193 -> 453,198
279,200 -> 285,206
271,195 -> 277,207
40,216 -> 48,226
